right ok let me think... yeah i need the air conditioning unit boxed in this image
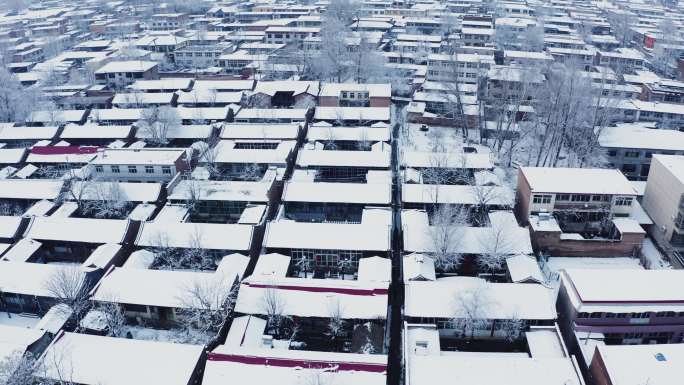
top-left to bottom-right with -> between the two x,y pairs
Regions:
262,335 -> 274,349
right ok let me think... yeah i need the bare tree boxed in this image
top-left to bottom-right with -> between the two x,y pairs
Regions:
327,298 -> 346,351
78,181 -> 130,219
89,299 -> 127,338
427,205 -> 469,272
477,220 -> 517,275
260,286 -> 288,339
0,350 -> 37,385
137,106 -> 181,146
295,256 -> 315,278
43,265 -> 89,325
238,163 -> 263,181
315,11 -> 351,82
500,314 -> 525,342
176,275 -> 238,341
0,68 -> 40,123
452,284 -> 491,339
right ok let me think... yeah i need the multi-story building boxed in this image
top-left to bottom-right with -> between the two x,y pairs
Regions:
318,83 -> 391,108
642,155 -> 684,251
596,48 -> 645,71
426,53 -> 494,84
558,269 -> 684,346
149,13 -> 188,31
264,26 -> 319,47
517,167 -> 644,257
641,80 -> 684,104
599,123 -> 684,180
90,148 -> 190,182
94,61 -> 159,90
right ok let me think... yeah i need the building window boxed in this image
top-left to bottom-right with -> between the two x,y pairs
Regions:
95,165 -> 104,173
111,165 -> 120,173
145,166 -> 154,174
532,194 -> 552,204
162,166 -> 172,174
128,166 -> 138,174
622,164 -> 637,173
615,197 -> 633,206
556,194 -> 570,201
571,194 -> 590,202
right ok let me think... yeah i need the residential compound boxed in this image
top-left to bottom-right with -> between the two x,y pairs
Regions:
1,0 -> 684,385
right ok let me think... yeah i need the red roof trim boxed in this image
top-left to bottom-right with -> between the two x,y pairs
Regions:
31,146 -> 100,155
207,352 -> 387,373
244,282 -> 388,296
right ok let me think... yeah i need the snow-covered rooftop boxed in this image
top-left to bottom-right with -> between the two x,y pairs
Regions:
520,167 -> 636,195
283,181 -> 391,205
235,276 -> 389,319
91,255 -> 248,309
135,221 -> 253,251
39,332 -> 203,385
405,278 -> 557,320
264,219 -> 391,252
204,346 -> 387,385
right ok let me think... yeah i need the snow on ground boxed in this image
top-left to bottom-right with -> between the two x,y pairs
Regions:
0,312 -> 41,328
542,257 -> 644,283
125,325 -> 213,345
641,238 -> 672,269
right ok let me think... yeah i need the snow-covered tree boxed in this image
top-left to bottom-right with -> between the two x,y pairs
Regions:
0,350 -> 37,385
176,275 -> 238,340
452,284 -> 491,339
477,220 -> 516,274
315,13 -> 350,82
79,182 -> 130,219
261,286 -> 289,339
43,265 -> 89,326
326,298 -> 346,351
427,205 -> 469,272
137,106 -> 181,146
0,68 -> 40,123
500,315 -> 525,342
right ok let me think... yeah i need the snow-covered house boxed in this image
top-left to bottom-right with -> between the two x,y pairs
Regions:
250,80 -> 319,108
557,269 -> 684,347
204,347 -> 387,385
166,176 -> 276,223
91,148 -> 191,182
263,208 -> 392,277
89,254 -> 248,326
405,277 -> 557,340
295,147 -> 391,183
38,332 -> 204,385
234,275 -> 388,351
22,216 -> 136,263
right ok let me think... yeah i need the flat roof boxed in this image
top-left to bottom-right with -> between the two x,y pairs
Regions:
520,167 -> 636,195
135,221 -> 253,251
652,154 -> 684,184
405,278 -> 556,320
204,347 -> 386,385
563,269 -> 684,304
283,181 -> 391,205
39,332 -> 203,385
24,217 -> 130,244
596,343 -> 684,385
599,126 -> 684,151
235,276 -> 389,319
409,354 -> 582,385
91,256 -> 248,308
264,220 -> 391,251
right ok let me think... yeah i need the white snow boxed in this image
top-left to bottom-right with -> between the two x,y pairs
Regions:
39,332 -> 203,385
